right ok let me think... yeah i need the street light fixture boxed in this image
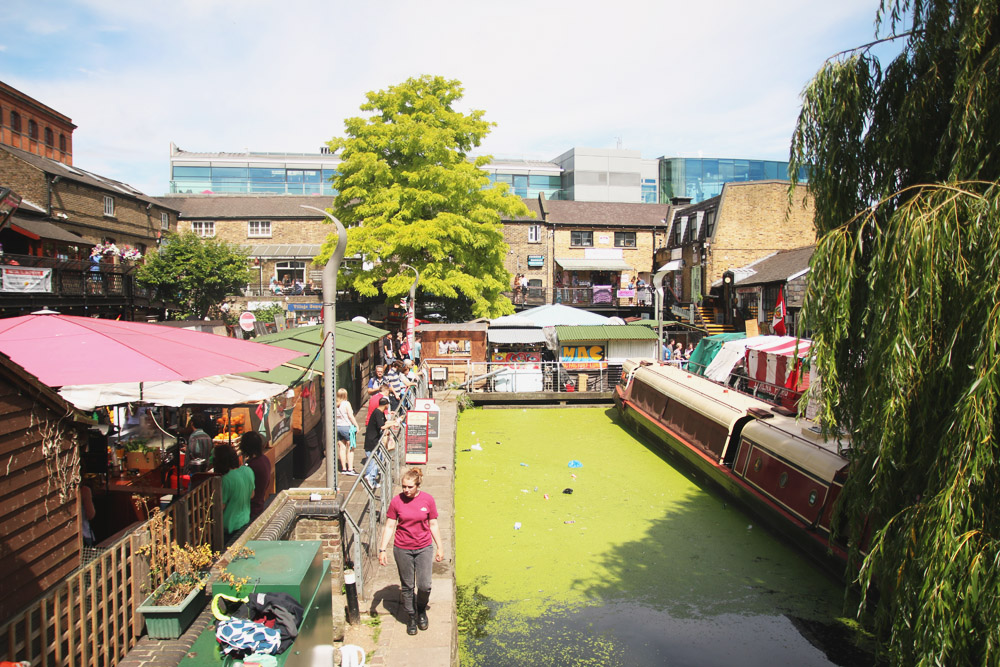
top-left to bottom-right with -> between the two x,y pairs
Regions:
301,206 -> 347,490
653,268 -> 669,362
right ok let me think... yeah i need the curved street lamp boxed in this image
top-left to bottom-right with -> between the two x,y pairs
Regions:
301,206 -> 347,489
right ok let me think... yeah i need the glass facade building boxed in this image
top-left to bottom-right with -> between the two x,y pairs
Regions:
171,164 -> 339,195
659,158 -> 809,204
485,172 -> 563,199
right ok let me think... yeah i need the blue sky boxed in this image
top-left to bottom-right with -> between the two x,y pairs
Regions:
1,0 -> 902,197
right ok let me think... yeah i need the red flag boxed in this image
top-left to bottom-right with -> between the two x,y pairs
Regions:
772,289 -> 787,336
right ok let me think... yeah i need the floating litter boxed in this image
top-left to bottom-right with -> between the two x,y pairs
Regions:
562,488 -> 573,495
564,520 -> 575,524
514,522 -> 521,530
568,460 -> 583,468
460,448 -> 471,452
520,462 -> 529,467
543,494 -> 549,500
747,525 -> 753,530
470,444 -> 483,451
521,489 -> 530,493
570,474 -> 576,479
534,486 -> 538,492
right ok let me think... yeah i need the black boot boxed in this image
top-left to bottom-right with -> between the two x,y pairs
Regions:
406,614 -> 418,635
416,605 -> 429,631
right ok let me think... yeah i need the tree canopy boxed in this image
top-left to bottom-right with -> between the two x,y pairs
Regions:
318,75 -> 532,319
136,232 -> 252,320
790,0 -> 1000,664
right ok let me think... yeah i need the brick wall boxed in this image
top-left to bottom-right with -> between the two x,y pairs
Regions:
708,182 -> 815,286
50,180 -> 174,247
0,148 -> 48,205
0,82 -> 75,166
177,216 -> 330,246
291,516 -> 344,582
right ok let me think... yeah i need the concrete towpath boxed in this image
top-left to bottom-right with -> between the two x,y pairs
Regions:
305,393 -> 459,667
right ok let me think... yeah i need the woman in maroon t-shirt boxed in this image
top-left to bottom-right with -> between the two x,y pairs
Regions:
378,468 -> 444,635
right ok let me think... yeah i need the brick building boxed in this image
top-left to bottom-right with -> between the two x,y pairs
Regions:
502,197 -> 674,312
723,245 -> 815,335
0,81 -> 75,166
161,194 -> 336,294
658,181 -> 815,306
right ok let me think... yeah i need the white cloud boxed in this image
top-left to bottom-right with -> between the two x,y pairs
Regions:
1,0 -> 890,196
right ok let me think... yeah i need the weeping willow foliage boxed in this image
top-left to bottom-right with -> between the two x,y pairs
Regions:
790,1 -> 1000,664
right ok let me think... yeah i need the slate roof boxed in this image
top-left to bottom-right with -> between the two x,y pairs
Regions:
158,195 -> 335,219
0,144 -> 175,210
732,246 -> 815,286
505,198 -> 673,228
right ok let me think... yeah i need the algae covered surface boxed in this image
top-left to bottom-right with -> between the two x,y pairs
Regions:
456,407 -> 867,666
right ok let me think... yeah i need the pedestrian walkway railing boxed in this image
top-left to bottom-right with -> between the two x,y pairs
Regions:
0,477 -> 220,667
424,359 -> 622,393
337,387 -> 414,600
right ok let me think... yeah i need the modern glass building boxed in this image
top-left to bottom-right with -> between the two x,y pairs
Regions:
169,144 -> 340,195
659,157 -> 809,204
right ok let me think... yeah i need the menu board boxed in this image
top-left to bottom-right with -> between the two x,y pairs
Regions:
405,411 -> 429,464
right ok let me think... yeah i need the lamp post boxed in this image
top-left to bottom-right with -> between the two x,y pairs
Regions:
301,206 -> 347,489
400,264 -> 419,359
653,268 -> 669,362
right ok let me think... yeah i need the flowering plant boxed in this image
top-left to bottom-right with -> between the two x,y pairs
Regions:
120,245 -> 143,261
91,242 -> 119,257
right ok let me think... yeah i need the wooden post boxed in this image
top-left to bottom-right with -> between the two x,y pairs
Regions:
211,477 -> 224,551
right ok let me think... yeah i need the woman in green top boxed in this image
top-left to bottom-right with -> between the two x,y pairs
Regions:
215,444 -> 255,540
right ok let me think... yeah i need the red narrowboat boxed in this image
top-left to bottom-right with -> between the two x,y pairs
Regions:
614,359 -> 851,576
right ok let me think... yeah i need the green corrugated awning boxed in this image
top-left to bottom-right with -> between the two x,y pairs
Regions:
243,365 -> 318,386
555,325 -> 659,342
338,321 -> 390,340
244,322 -> 383,384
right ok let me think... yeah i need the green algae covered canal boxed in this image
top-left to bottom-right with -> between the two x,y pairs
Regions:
455,407 -> 872,666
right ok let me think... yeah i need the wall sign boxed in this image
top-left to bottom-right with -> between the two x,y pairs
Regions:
527,255 -> 545,268
405,411 -> 429,464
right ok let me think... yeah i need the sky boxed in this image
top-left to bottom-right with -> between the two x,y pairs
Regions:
1,0 -> 902,197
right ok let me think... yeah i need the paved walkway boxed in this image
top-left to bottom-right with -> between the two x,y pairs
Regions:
119,392 -> 459,667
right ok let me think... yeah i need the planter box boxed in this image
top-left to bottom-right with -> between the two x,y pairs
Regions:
137,577 -> 207,639
126,450 -> 161,472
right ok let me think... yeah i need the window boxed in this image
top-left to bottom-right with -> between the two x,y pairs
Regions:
528,224 -> 541,243
248,220 -> 272,238
28,119 -> 38,140
705,211 -> 716,238
570,230 -> 593,247
59,134 -> 66,152
675,216 -> 687,246
10,111 -> 21,133
161,212 -> 170,230
276,261 -> 306,285
614,232 -> 637,248
44,127 -> 54,146
192,221 -> 215,237
103,195 -> 115,217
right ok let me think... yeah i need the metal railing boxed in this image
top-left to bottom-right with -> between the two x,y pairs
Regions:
0,477 -> 220,667
506,285 -> 657,308
337,386 -> 417,600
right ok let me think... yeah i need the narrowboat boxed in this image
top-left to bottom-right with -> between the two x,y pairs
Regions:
614,359 -> 851,575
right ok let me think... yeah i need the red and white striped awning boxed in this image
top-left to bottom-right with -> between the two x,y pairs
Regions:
745,336 -> 813,407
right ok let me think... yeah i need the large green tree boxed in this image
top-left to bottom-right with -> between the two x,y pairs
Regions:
318,75 -> 532,319
136,232 -> 252,319
790,1 -> 1000,664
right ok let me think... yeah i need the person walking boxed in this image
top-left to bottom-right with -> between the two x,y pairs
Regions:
336,388 -> 360,475
377,468 -> 444,635
363,396 -> 393,487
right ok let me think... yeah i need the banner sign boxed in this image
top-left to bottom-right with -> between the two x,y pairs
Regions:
491,351 -> 541,364
405,411 -> 429,464
2,267 -> 52,293
561,345 -> 606,370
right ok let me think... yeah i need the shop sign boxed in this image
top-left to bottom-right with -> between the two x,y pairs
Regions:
561,344 -> 605,362
527,255 -> 545,268
492,351 -> 541,366
2,267 -> 51,293
287,302 -> 321,311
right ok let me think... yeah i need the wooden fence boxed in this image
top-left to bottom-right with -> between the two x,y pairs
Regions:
0,477 -> 221,667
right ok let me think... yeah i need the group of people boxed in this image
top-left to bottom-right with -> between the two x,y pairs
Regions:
663,339 -> 695,365
512,273 -> 530,304
382,330 -> 421,367
268,276 -> 310,295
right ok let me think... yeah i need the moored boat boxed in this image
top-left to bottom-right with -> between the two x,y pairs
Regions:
614,358 -> 851,576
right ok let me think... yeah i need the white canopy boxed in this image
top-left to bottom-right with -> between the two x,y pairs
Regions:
704,336 -> 794,382
59,374 -> 289,410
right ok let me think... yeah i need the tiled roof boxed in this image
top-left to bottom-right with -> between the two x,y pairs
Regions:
733,246 -> 815,286
0,144 -> 174,209
159,195 -> 335,219
506,198 -> 673,228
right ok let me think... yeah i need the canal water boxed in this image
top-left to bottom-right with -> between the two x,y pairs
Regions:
455,407 -> 872,667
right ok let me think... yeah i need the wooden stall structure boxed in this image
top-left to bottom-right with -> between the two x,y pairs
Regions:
416,322 -> 489,389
